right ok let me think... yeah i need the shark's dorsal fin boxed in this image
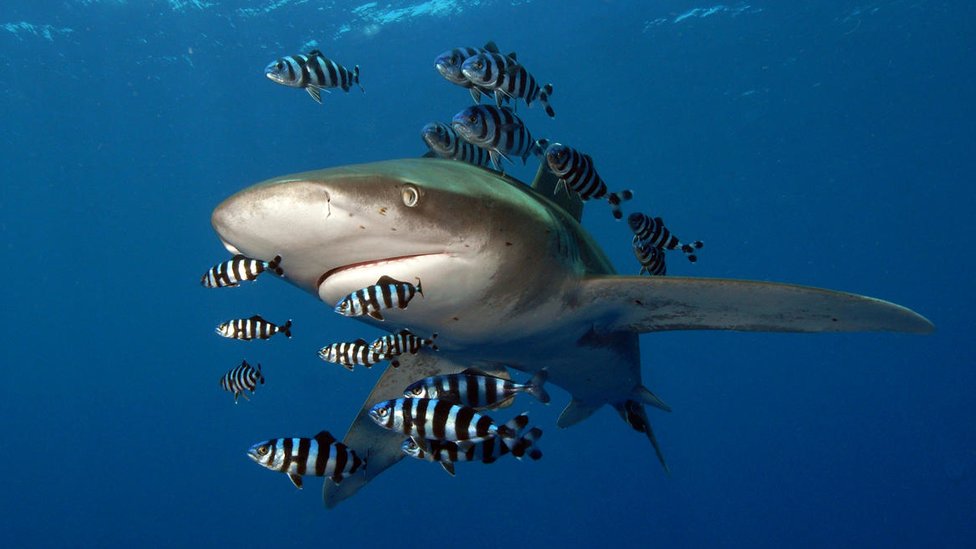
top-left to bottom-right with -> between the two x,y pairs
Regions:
324,352 -> 471,509
530,161 -> 583,222
577,276 -> 935,334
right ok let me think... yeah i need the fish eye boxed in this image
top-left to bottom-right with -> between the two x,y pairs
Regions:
402,185 -> 420,208
467,114 -> 477,123
377,407 -> 389,417
411,386 -> 424,396
474,61 -> 483,70
257,445 -> 269,456
275,61 -> 284,70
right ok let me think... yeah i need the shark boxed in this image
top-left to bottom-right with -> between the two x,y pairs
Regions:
210,158 -> 934,508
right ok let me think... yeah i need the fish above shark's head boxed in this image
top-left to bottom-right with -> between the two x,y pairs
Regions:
211,159 -> 589,340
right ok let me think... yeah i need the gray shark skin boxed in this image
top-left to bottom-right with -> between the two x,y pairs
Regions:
210,158 -> 933,508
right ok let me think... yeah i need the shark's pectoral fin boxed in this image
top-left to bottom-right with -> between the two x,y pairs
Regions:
557,398 -> 602,428
578,276 -> 934,334
323,352 -> 470,509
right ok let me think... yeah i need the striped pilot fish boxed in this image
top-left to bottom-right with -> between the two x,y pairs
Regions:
633,241 -> 667,276
461,51 -> 555,118
318,339 -> 398,371
219,360 -> 264,403
401,427 -> 543,476
628,212 -> 704,263
544,143 -> 634,220
368,398 -> 528,447
334,275 -> 423,322
247,430 -> 365,488
451,105 -> 548,172
200,254 -> 283,288
370,329 -> 438,358
434,41 -> 511,103
404,367 -> 550,407
421,122 -> 491,168
264,50 -> 362,104
216,315 -> 292,341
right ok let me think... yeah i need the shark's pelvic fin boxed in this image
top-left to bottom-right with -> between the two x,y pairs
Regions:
557,398 -> 602,428
578,276 -> 935,334
634,385 -> 671,413
323,351 -> 470,509
530,161 -> 583,222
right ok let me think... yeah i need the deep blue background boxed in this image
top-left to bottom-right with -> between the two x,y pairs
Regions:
1,1 -> 973,546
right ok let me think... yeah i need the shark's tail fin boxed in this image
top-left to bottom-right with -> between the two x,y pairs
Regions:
615,399 -> 670,474
525,369 -> 551,404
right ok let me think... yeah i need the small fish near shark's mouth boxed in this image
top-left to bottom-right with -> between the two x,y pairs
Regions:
315,252 -> 449,289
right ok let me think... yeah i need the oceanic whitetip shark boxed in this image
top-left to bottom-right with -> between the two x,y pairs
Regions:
210,158 -> 933,508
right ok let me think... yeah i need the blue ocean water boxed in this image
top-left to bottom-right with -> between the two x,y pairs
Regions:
1,0 -> 973,546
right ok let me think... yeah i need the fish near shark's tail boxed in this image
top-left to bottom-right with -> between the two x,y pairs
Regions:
525,369 -> 551,404
614,399 -> 670,474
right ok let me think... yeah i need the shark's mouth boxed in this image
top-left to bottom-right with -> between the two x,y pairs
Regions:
316,252 -> 448,289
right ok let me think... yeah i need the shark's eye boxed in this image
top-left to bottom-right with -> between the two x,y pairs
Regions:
402,185 -> 420,208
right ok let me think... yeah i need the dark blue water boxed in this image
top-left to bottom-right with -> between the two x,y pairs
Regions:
2,1 -> 973,546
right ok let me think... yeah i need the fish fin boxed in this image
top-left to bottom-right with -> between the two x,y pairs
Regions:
323,353 -> 471,509
494,89 -> 505,108
634,385 -> 671,412
511,427 -> 543,459
314,430 -> 337,444
498,413 -> 528,450
615,401 -> 670,474
421,149 -> 438,158
507,52 -> 517,61
530,161 -> 583,222
306,86 -> 323,104
367,310 -> 384,321
308,49 -> 323,57
556,398 -> 601,428
484,395 -> 515,411
539,83 -> 555,118
354,65 -> 363,92
577,275 -> 934,334
376,275 -> 400,285
281,319 -> 292,338
488,150 -> 503,171
469,86 -> 482,103
526,369 -> 551,404
483,40 -> 499,53
440,460 -> 456,476
288,473 -> 303,489
247,314 -> 264,321
267,255 -> 284,276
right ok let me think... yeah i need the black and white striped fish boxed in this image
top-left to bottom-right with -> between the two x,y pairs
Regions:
401,426 -> 543,476
318,339 -> 398,371
451,105 -> 547,171
421,122 -> 491,168
334,275 -> 423,321
461,51 -> 555,117
264,50 -> 362,104
434,41 -> 511,103
368,398 -> 527,447
247,430 -> 365,488
200,254 -> 283,288
404,368 -> 550,407
544,143 -> 634,220
216,315 -> 292,341
628,212 -> 704,263
633,241 -> 667,276
370,329 -> 438,358
219,360 -> 264,403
